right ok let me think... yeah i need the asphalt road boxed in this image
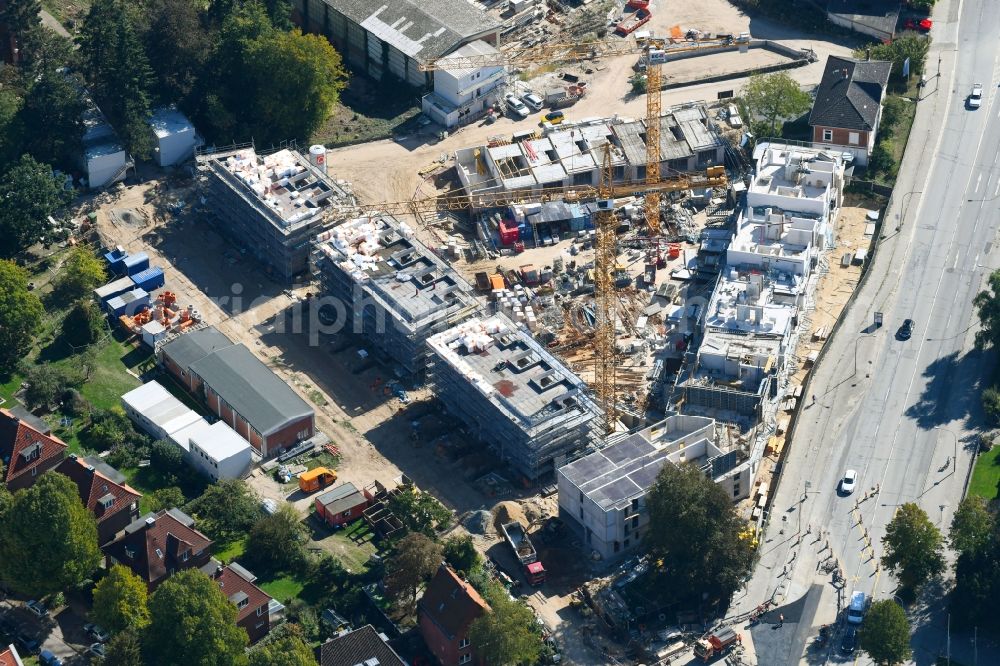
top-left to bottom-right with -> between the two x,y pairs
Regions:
732,0 -> 1000,663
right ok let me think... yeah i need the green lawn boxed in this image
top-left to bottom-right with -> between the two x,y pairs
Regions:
259,574 -> 306,603
325,528 -> 377,573
216,536 -> 247,564
969,445 -> 1000,500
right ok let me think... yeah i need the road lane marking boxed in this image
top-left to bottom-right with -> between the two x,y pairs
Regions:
976,173 -> 982,192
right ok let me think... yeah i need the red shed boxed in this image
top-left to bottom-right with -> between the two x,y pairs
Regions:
315,482 -> 373,527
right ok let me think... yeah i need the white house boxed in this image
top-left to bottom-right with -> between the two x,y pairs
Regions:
121,381 -> 203,442
421,40 -> 506,128
148,107 -> 200,167
187,421 -> 252,481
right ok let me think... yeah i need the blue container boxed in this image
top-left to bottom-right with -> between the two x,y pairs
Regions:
130,266 -> 165,292
121,252 -> 150,276
104,247 -> 127,265
106,288 -> 150,317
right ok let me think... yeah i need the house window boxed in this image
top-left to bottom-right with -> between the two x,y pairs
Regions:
255,621 -> 266,629
257,606 -> 265,617
733,484 -> 741,497
125,547 -> 135,559
630,498 -> 639,512
459,637 -> 470,649
237,598 -> 249,610
631,516 -> 638,529
624,538 -> 630,548
155,548 -> 163,559
459,654 -> 472,665
182,551 -> 189,562
822,129 -> 833,142
848,132 -> 860,145
31,467 -> 37,477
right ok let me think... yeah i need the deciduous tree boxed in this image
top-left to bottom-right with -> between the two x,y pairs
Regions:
144,569 -> 249,665
741,72 -> 812,136
54,247 -> 107,301
248,630 -> 317,666
951,496 -> 993,555
857,36 -> 931,79
20,361 -> 85,409
881,502 -> 944,591
858,600 -> 912,665
644,464 -> 755,606
243,504 -> 306,574
61,300 -> 106,347
92,564 -> 151,633
0,155 -> 72,257
469,581 -> 542,666
97,628 -> 144,666
0,260 -> 44,371
144,0 -> 212,104
149,440 -> 185,485
974,270 -> 1000,350
443,534 -> 481,575
0,472 -> 100,595
384,533 -> 442,609
186,479 -> 259,545
387,485 -> 452,536
0,0 -> 41,49
146,486 -> 186,513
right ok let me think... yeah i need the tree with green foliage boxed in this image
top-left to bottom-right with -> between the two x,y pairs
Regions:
92,564 -> 151,633
0,260 -> 44,371
384,532 -> 442,609
0,87 -> 24,167
147,486 -> 187,513
950,495 -> 1000,630
0,472 -> 100,595
199,3 -> 346,144
877,97 -> 910,141
951,496 -> 993,555
144,0 -> 212,105
910,0 -> 935,11
881,502 -> 944,592
78,0 -> 156,157
61,300 -> 106,347
0,0 -> 41,50
387,485 -> 452,536
469,581 -> 543,666
443,534 -> 481,576
0,155 -> 72,257
149,440 -> 186,485
87,407 -> 146,450
858,599 -> 912,665
644,464 -> 755,606
54,247 -> 107,301
856,36 -> 931,79
20,361 -> 86,409
187,479 -> 259,545
248,630 -> 317,666
974,270 -> 1000,350
741,72 -> 812,136
244,504 -> 307,574
144,569 -> 249,666
629,72 -> 647,95
97,628 -> 144,666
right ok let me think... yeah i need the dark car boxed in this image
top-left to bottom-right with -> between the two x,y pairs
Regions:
841,625 -> 858,653
15,629 -> 40,653
897,318 -> 914,340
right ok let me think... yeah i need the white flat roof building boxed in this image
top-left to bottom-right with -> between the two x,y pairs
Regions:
187,421 -> 252,481
121,381 -> 203,442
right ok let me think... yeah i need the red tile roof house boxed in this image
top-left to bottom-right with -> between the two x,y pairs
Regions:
102,508 -> 213,590
157,326 -> 315,458
808,55 -> 892,167
55,454 -> 142,545
210,563 -> 273,644
0,408 -> 68,492
314,482 -> 374,528
418,564 -> 491,666
0,643 -> 24,666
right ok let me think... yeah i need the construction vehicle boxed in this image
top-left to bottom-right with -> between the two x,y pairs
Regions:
693,626 -> 741,662
298,467 -> 337,493
501,521 -> 546,585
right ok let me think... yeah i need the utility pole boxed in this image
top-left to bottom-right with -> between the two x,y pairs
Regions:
946,613 -> 951,665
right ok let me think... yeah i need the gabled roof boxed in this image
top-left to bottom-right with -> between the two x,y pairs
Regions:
418,564 -> 490,641
102,509 -> 212,585
0,408 -> 68,487
318,625 -> 406,666
0,644 -> 23,666
55,454 -> 141,525
212,564 -> 272,624
325,0 -> 500,63
188,344 -> 313,436
159,326 -> 234,374
316,482 -> 368,515
809,56 -> 892,131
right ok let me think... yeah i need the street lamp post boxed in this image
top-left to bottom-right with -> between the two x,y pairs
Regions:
933,426 -> 959,475
898,190 -> 922,231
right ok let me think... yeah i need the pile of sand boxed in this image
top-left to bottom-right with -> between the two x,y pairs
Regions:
492,501 -> 528,533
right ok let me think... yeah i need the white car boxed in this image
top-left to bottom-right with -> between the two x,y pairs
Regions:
840,469 -> 858,495
522,92 -> 544,111
505,95 -> 530,119
969,83 -> 983,108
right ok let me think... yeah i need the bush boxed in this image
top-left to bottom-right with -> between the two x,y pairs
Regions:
983,386 -> 1000,425
629,73 -> 647,95
869,141 -> 896,178
20,362 -> 85,410
61,300 -> 105,347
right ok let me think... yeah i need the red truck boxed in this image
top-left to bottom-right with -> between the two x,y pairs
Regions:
693,626 -> 741,662
501,521 -> 546,585
615,9 -> 652,36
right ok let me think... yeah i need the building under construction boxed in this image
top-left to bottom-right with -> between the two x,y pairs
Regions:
426,314 -> 601,481
311,214 -> 478,376
196,145 -> 352,282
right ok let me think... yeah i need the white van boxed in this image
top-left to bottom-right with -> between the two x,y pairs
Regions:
847,591 -> 867,624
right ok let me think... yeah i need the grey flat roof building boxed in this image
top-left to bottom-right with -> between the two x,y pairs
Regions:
189,344 -> 314,437
427,314 -> 600,480
312,214 -> 478,376
158,326 -> 235,374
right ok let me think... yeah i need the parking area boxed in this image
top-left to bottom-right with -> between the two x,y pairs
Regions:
0,598 -> 95,664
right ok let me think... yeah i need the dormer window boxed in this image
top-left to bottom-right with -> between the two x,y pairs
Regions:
181,551 -> 189,562
98,493 -> 115,510
20,442 -> 41,462
125,547 -> 135,559
155,548 -> 163,559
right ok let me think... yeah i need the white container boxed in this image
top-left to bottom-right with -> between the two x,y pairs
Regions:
309,144 -> 328,174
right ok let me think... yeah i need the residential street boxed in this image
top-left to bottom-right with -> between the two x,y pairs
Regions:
731,0 -> 1000,664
